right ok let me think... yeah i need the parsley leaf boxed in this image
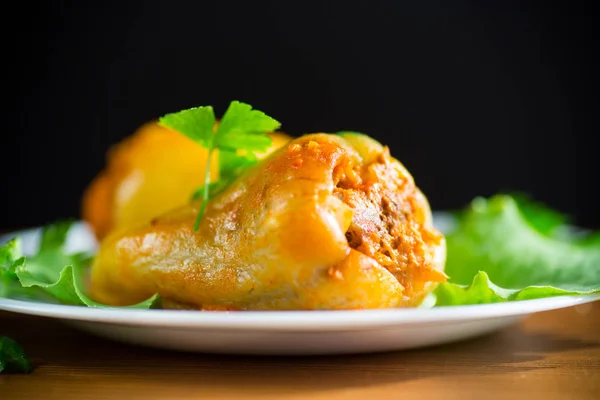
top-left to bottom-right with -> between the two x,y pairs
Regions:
159,101 -> 280,230
219,149 -> 258,180
434,194 -> 600,306
0,336 -> 33,374
190,150 -> 259,201
159,106 -> 216,148
215,101 -> 280,151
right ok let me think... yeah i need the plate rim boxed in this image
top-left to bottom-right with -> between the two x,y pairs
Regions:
1,295 -> 598,331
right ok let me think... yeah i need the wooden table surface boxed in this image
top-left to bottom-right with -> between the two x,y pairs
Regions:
1,301 -> 599,400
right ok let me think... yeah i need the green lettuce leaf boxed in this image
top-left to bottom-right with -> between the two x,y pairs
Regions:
22,220 -> 90,285
1,221 -> 160,309
0,336 -> 33,374
16,264 -> 160,309
0,238 -> 29,298
435,271 -> 598,306
434,194 -> 600,306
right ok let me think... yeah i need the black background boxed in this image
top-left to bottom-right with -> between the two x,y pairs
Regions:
3,1 -> 598,230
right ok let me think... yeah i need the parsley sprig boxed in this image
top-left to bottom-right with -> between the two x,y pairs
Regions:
159,101 -> 280,230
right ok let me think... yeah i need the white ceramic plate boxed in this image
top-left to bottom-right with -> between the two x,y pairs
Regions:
1,219 -> 598,356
